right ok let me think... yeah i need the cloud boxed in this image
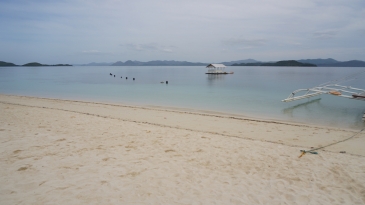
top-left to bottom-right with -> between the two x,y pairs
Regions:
81,50 -> 111,55
222,38 -> 267,49
1,0 -> 365,63
313,30 -> 338,40
121,43 -> 175,53
287,41 -> 302,46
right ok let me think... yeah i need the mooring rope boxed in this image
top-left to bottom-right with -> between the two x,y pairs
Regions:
299,128 -> 365,158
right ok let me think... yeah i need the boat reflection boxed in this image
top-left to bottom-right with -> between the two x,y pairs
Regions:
282,98 -> 322,117
206,74 -> 226,86
282,97 -> 365,127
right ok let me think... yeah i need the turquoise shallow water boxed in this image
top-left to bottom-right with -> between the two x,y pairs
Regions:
0,66 -> 364,129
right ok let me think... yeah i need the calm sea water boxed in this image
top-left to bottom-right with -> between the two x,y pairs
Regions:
0,66 -> 364,129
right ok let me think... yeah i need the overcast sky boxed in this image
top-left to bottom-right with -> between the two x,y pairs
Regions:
1,0 -> 364,64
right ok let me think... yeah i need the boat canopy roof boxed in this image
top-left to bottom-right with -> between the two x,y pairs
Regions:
206,64 -> 226,68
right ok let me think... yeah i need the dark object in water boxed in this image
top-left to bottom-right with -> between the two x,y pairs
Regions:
126,77 -> 128,80
352,94 -> 365,98
121,76 -> 122,78
110,73 -> 112,76
114,75 -> 115,77
166,81 -> 168,84
133,78 -> 135,80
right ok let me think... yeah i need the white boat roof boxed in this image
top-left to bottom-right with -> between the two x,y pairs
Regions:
206,64 -> 226,68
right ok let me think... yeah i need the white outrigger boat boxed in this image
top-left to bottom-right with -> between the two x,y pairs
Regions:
282,70 -> 365,120
282,71 -> 365,102
282,84 -> 365,102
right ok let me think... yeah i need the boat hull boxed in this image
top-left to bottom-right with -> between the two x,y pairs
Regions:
205,72 -> 234,75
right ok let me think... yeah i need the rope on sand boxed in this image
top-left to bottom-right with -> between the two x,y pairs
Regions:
299,128 -> 365,158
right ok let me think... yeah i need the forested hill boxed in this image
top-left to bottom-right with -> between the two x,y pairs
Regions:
232,60 -> 317,67
22,62 -> 72,66
0,61 -> 17,66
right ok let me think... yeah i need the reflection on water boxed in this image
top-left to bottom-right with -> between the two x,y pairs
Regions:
282,96 -> 365,128
282,98 -> 322,117
206,74 -> 226,86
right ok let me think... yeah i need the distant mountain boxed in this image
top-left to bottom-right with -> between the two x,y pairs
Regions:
266,60 -> 316,67
111,60 -> 207,66
232,60 -> 316,67
111,60 -> 143,66
2,58 -> 364,67
220,59 -> 260,66
77,62 -> 113,66
297,58 -> 365,67
297,58 -> 339,65
22,62 -> 72,66
23,62 -> 44,66
319,60 -> 365,67
0,61 -> 18,66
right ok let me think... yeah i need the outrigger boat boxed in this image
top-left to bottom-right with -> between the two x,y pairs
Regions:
282,70 -> 365,120
282,71 -> 365,102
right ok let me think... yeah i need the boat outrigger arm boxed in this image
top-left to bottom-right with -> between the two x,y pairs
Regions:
282,84 -> 365,102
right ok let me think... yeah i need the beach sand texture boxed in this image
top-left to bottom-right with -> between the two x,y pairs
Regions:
0,94 -> 364,204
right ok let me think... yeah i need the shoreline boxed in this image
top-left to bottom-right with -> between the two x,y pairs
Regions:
1,93 -> 361,132
1,94 -> 364,156
1,94 -> 365,204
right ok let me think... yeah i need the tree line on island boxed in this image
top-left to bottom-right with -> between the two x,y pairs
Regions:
231,60 -> 316,67
0,61 -> 72,67
1,58 -> 365,67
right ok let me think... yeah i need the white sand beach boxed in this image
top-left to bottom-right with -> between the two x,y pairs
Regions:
0,94 -> 364,204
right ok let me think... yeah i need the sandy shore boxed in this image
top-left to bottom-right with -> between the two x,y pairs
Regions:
0,94 -> 364,204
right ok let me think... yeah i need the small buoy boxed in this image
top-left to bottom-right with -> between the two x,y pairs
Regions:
114,75 -> 115,77
133,78 -> 135,80
166,81 -> 168,84
110,73 -> 112,76
121,76 -> 122,78
126,77 -> 128,80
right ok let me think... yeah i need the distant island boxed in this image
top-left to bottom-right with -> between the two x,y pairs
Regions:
22,62 -> 72,67
231,60 -> 317,67
0,61 -> 72,67
78,58 -> 365,67
0,61 -> 17,67
2,58 -> 365,67
297,59 -> 365,67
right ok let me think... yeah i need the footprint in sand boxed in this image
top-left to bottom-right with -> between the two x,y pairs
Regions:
17,167 -> 28,171
13,150 -> 22,154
